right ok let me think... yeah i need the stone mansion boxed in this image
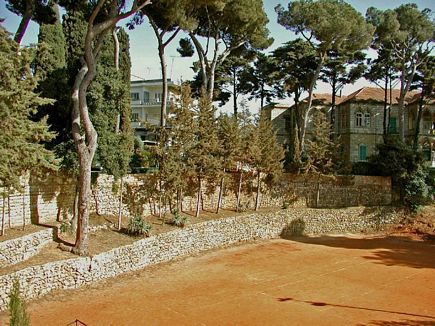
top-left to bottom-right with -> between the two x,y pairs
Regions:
263,87 -> 435,166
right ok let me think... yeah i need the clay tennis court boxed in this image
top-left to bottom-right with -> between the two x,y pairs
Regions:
2,235 -> 435,325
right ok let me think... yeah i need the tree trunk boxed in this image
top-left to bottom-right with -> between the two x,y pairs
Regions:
70,0 -> 152,255
14,1 -> 33,45
233,69 -> 238,116
216,174 -> 225,214
398,61 -> 417,141
158,44 -> 168,127
22,191 -> 26,231
112,28 -> 121,133
300,56 -> 325,154
316,180 -> 321,208
1,193 -> 5,236
117,176 -> 123,230
236,171 -> 243,212
255,171 -> 261,211
195,176 -> 202,218
71,184 -> 78,233
330,73 -> 337,134
413,91 -> 425,150
73,152 -> 93,256
7,193 -> 11,229
383,76 -> 388,139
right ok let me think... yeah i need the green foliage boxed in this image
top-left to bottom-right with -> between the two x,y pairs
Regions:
304,111 -> 339,176
127,216 -> 151,237
255,111 -> 285,182
403,168 -> 434,213
238,52 -> 277,109
167,209 -> 188,227
89,28 -> 134,179
276,0 -> 374,55
369,137 -> 433,210
281,218 -> 306,238
0,24 -> 58,191
9,279 -> 29,326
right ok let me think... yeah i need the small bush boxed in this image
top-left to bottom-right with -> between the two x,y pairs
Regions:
9,280 -> 29,326
127,216 -> 151,236
167,210 -> 188,227
280,218 -> 306,238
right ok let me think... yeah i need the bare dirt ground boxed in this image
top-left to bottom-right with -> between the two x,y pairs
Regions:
1,233 -> 434,326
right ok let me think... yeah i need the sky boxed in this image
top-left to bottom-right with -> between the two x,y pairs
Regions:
0,0 -> 434,113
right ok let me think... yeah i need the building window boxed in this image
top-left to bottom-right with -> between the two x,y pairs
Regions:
155,92 -> 162,102
364,113 -> 371,127
356,112 -> 363,127
143,91 -> 149,103
340,110 -> 347,129
131,92 -> 139,101
359,144 -> 367,161
131,113 -> 139,121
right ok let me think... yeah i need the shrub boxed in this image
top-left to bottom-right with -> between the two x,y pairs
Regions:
368,137 -> 433,210
404,167 -> 433,213
9,280 -> 29,326
167,210 -> 188,227
280,218 -> 306,238
127,216 -> 151,236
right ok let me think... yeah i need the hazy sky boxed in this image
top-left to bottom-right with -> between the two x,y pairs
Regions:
0,0 -> 434,112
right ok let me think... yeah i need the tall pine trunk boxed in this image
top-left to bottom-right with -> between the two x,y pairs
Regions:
14,1 -> 33,45
236,171 -> 243,212
117,176 -> 123,230
383,76 -> 388,139
1,193 -> 5,236
216,174 -> 225,214
255,171 -> 261,211
22,191 -> 26,231
413,89 -> 425,150
195,176 -> 202,218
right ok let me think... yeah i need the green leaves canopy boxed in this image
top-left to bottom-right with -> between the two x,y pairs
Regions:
0,25 -> 58,191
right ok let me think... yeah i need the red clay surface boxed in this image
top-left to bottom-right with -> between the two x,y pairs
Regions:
1,235 -> 434,326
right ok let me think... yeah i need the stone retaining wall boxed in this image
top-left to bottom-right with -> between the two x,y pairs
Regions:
1,173 -> 392,230
0,229 -> 53,269
0,207 -> 400,311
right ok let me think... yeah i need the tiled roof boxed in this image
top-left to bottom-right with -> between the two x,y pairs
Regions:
407,92 -> 435,105
339,87 -> 420,105
301,93 -> 342,105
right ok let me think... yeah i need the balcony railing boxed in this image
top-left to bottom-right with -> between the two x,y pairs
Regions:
131,100 -> 172,106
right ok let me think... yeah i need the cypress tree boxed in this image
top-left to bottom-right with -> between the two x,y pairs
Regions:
188,90 -> 221,217
0,24 -> 58,234
253,111 -> 285,210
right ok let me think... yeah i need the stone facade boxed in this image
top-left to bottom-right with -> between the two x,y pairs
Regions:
0,206 -> 401,311
0,173 -> 392,230
269,87 -> 435,164
0,229 -> 53,268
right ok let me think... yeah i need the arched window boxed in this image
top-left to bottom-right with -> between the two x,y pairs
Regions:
356,112 -> 363,127
364,113 -> 371,127
359,144 -> 367,161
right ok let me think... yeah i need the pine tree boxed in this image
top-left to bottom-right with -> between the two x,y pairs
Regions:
0,24 -> 57,193
165,85 -> 196,212
235,106 -> 255,212
216,113 -> 241,213
304,110 -> 340,206
188,90 -> 221,217
9,280 -> 29,326
253,111 -> 285,210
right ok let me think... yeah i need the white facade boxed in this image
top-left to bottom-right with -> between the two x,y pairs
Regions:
130,79 -> 178,143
